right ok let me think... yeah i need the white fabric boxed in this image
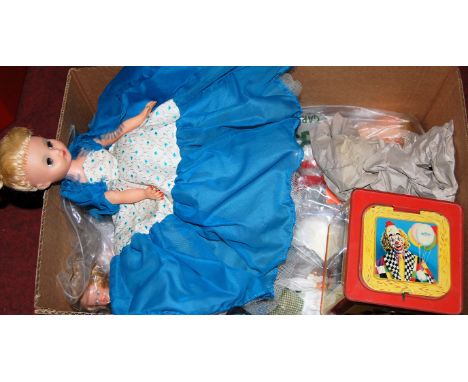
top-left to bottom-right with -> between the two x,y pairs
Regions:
82,149 -> 119,184
293,215 -> 330,261
83,99 -> 181,254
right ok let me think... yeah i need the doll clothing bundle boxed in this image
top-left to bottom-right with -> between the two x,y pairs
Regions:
60,67 -> 303,314
308,113 -> 458,202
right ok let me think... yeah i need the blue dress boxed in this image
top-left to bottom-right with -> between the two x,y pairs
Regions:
61,67 -> 303,314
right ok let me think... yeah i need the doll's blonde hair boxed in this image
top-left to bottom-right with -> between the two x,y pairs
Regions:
381,228 -> 410,253
0,127 -> 38,191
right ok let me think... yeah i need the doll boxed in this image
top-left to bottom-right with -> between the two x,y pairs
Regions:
0,100 -> 172,254
78,264 -> 111,312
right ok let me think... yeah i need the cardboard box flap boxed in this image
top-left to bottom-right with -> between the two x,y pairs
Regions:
70,67 -> 121,120
292,66 -> 452,124
423,68 -> 468,312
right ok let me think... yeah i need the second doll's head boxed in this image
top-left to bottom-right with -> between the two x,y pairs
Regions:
0,127 -> 72,191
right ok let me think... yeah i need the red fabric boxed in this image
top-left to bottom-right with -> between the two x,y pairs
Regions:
0,67 -> 71,314
0,67 -> 27,131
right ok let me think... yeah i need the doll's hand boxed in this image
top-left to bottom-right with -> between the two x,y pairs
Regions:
121,100 -> 157,133
141,100 -> 157,119
145,185 -> 164,200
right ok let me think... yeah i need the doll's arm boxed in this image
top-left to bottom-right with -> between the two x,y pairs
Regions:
105,186 -> 164,205
95,101 -> 157,147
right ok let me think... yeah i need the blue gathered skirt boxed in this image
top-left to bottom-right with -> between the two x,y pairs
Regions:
85,67 -> 302,314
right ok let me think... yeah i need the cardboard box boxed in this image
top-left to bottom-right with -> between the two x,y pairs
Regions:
34,67 -> 468,314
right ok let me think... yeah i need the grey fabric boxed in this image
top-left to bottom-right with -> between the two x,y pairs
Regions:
309,113 -> 458,201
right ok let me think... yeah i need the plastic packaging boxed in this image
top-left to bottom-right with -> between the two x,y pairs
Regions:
281,73 -> 303,96
320,217 -> 348,314
57,198 -> 115,313
292,137 -> 349,314
299,105 -> 424,147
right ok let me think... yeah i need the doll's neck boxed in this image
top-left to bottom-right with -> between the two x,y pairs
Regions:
66,156 -> 88,183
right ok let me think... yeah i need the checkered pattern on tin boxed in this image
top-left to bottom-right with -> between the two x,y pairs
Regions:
384,251 -> 416,281
383,253 -> 401,280
403,251 -> 415,281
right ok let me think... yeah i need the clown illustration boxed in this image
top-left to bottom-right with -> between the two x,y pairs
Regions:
376,221 -> 436,283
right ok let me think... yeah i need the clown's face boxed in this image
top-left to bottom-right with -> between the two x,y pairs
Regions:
388,232 -> 404,253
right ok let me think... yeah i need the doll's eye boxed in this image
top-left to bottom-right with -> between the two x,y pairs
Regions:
47,141 -> 53,149
46,158 -> 54,166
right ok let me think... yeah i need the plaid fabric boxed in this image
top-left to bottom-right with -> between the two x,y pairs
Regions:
269,288 -> 304,315
376,251 -> 436,284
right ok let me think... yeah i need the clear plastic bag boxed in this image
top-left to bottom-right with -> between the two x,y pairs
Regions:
288,136 -> 349,315
299,105 -> 424,147
320,217 -> 348,314
57,198 -> 115,313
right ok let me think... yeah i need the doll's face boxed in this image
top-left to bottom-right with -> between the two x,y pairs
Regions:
25,137 -> 72,189
80,282 -> 111,308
